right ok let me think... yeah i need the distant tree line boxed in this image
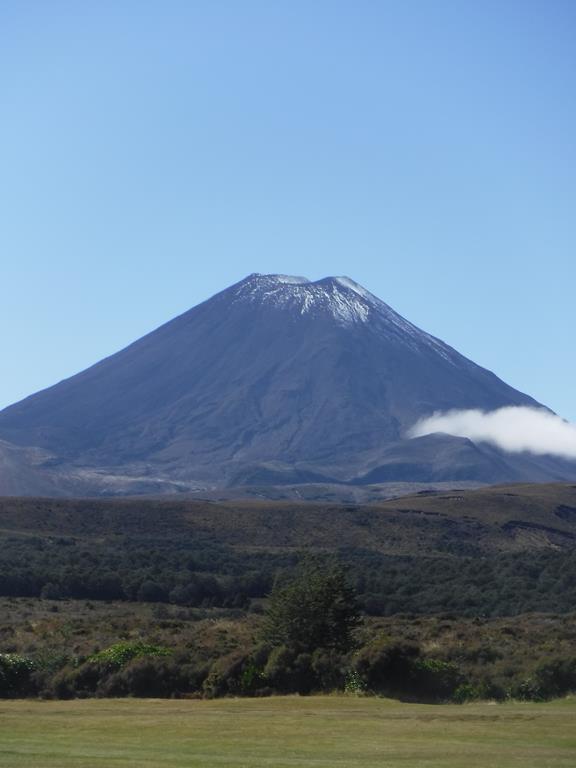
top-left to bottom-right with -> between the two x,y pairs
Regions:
1,532 -> 576,616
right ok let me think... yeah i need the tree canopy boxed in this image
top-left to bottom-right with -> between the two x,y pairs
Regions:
262,558 -> 362,653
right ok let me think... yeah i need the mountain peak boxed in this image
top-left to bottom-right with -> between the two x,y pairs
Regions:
228,275 -> 445,356
246,273 -> 311,286
231,273 -> 381,326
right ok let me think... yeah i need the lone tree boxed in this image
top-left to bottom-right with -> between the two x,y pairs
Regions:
262,557 -> 362,653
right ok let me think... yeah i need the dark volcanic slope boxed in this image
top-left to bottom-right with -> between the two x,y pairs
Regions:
0,273 -> 571,493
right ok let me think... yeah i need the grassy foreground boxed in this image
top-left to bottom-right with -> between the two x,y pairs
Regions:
0,697 -> 576,768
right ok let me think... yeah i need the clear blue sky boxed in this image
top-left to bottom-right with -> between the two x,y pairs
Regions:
1,1 -> 575,419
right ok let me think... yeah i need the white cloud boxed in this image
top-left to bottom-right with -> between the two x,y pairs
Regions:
408,406 -> 576,460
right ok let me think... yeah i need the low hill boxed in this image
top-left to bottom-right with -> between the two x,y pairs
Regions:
1,482 -> 575,556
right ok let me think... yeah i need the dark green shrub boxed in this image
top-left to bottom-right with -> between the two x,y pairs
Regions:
353,639 -> 420,695
98,656 -> 202,698
46,654 -> 207,700
44,642 -> 174,698
262,645 -> 296,692
447,673 -> 507,703
353,639 -> 466,701
0,653 -> 35,697
203,651 -> 254,698
46,667 -> 81,699
533,658 -> 576,698
310,648 -> 347,691
60,660 -> 110,697
511,658 -> 576,701
510,677 -> 546,702
451,683 -> 481,703
410,658 -> 465,701
260,645 -> 318,694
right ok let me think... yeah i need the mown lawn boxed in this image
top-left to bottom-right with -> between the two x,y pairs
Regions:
0,696 -> 575,767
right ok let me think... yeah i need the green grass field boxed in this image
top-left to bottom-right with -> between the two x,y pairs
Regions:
0,696 -> 575,768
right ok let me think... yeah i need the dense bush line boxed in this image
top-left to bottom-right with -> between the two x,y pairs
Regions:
1,534 -> 576,616
3,637 -> 576,703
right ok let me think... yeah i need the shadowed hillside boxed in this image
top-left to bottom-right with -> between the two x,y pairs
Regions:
1,483 -> 576,555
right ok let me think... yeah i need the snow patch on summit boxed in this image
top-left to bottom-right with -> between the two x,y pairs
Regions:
235,274 -> 372,325
231,274 -> 458,363
332,276 -> 376,301
257,274 -> 310,285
